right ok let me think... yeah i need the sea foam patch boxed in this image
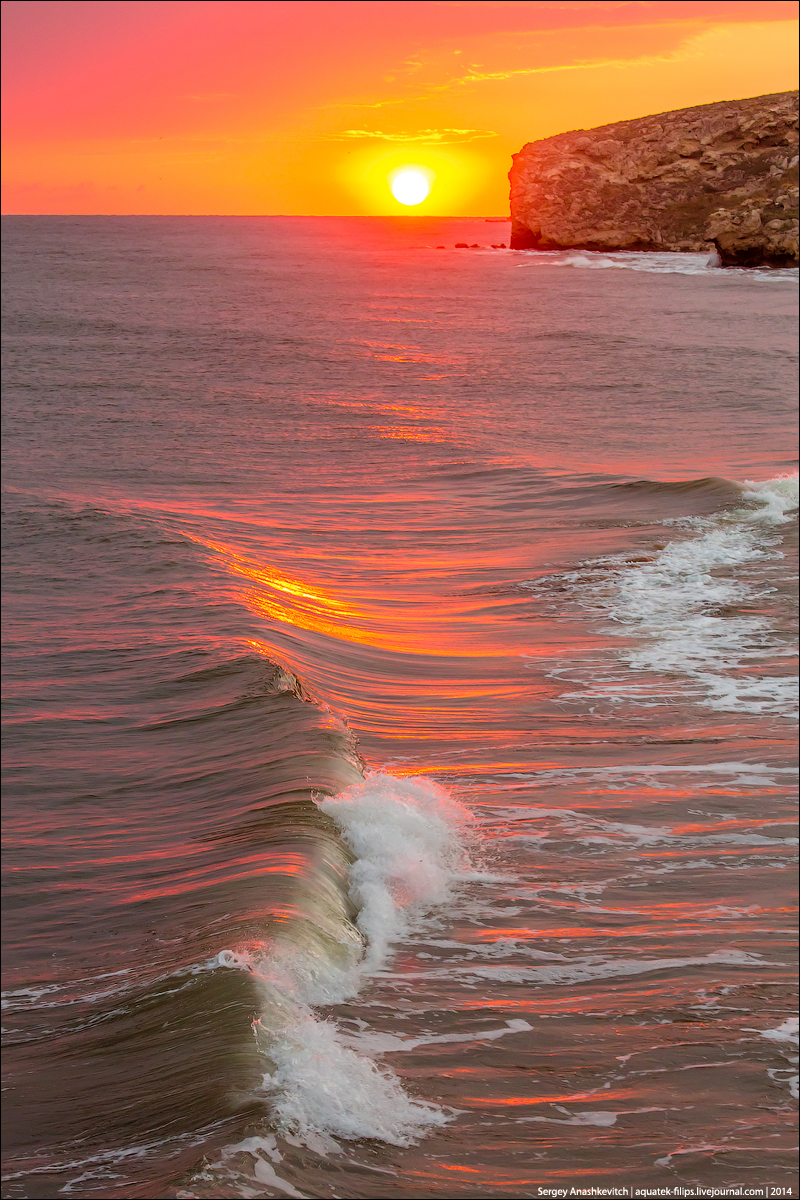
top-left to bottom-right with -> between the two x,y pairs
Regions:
260,1010 -> 450,1146
516,248 -> 799,280
525,474 -> 798,718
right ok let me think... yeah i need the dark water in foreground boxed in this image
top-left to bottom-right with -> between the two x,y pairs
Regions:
2,217 -> 797,1199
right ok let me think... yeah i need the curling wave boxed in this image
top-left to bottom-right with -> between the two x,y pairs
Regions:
216,773 -> 473,1148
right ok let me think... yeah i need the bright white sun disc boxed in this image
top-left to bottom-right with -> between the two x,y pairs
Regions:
391,169 -> 430,206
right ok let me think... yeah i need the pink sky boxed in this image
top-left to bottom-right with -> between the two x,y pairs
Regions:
2,0 -> 798,214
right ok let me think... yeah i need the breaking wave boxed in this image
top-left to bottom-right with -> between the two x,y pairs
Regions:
516,248 -> 799,280
524,474 -> 799,717
216,773 -> 473,1148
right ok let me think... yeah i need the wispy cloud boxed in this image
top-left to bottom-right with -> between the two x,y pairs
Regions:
333,127 -> 498,143
454,52 -> 681,86
323,52 -> 675,116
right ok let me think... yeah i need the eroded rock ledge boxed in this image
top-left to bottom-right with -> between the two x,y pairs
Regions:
509,91 -> 798,266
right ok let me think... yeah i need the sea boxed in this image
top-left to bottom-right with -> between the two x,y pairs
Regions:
1,216 -> 797,1200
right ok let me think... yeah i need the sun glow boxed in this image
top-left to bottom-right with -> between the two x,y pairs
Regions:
390,168 -> 431,206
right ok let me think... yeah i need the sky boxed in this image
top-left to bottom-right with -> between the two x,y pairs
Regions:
2,0 -> 798,216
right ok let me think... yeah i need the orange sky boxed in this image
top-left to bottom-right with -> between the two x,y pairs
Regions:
2,0 -> 798,215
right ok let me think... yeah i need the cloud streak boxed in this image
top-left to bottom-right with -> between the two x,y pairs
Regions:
334,127 -> 498,143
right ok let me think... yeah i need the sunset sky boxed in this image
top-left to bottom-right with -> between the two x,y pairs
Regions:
2,0 -> 798,216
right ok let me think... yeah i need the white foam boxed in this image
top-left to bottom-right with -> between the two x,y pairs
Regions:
0,969 -> 134,1012
524,1109 -> 618,1126
529,474 -> 798,718
215,773 -> 472,1148
403,949 -> 780,988
564,250 -> 716,275
342,1017 -> 533,1055
218,1137 -> 306,1197
516,248 -> 799,280
744,1015 -> 800,1096
742,473 -> 800,522
16,1127 -> 219,1196
482,762 -> 796,791
318,773 -> 473,970
260,1012 -> 449,1146
758,1016 -> 799,1044
518,1103 -> 683,1126
743,1017 -> 800,1100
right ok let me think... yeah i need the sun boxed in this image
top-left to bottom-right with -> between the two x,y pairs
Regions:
390,168 -> 431,206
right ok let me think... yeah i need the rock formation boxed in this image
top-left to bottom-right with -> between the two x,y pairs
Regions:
509,91 -> 798,266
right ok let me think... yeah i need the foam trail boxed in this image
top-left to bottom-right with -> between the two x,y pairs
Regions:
749,1018 -> 800,1100
539,474 -> 798,718
516,248 -> 799,279
622,474 -> 797,715
216,1136 -> 307,1198
758,1017 -> 799,1044
217,773 -> 472,1147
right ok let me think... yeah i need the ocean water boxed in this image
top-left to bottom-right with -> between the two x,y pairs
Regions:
1,216 -> 797,1200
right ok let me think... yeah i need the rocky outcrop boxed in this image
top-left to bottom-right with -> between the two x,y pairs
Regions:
509,91 -> 798,266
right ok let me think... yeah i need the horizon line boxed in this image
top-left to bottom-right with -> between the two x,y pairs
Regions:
2,212 -> 512,219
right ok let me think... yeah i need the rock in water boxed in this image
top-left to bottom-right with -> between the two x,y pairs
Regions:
509,91 -> 798,266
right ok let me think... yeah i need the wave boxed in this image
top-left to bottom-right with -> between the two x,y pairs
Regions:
216,772 -> 473,1148
524,473 -> 798,718
2,602 -> 476,1196
2,766 -> 473,1195
610,475 -> 746,504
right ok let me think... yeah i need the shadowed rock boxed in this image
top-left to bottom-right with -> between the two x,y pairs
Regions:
509,91 -> 798,266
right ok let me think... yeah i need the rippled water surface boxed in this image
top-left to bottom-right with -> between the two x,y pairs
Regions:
2,217 -> 798,1199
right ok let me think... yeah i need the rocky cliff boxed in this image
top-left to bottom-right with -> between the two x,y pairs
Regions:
509,91 -> 798,266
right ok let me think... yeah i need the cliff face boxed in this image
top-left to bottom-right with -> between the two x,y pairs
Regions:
509,91 -> 799,266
